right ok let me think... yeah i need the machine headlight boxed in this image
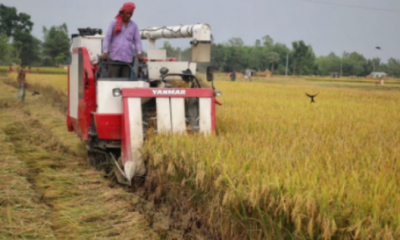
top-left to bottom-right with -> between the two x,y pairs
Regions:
112,88 -> 122,97
215,90 -> 222,97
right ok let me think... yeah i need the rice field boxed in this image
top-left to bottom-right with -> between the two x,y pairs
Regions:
8,73 -> 67,92
4,73 -> 400,239
0,66 -> 67,75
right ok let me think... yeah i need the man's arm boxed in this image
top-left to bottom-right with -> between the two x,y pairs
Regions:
133,23 -> 143,58
102,20 -> 115,60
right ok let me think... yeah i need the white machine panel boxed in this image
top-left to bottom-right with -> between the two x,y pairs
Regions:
72,35 -> 103,57
140,24 -> 211,41
199,98 -> 212,135
170,98 -> 186,134
147,62 -> 197,80
69,53 -> 79,119
97,80 -> 150,114
148,49 -> 167,60
128,98 -> 144,149
156,98 -> 172,134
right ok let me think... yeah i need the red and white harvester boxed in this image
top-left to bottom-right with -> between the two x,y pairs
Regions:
67,24 -> 221,184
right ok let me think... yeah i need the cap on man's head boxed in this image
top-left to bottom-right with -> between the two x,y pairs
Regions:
120,2 -> 136,14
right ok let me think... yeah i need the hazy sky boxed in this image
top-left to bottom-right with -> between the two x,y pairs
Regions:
2,0 -> 400,61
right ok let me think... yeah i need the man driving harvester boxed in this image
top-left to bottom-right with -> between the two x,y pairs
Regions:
102,2 -> 142,78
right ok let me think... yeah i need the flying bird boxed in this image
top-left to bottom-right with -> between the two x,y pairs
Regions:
32,91 -> 40,96
306,93 -> 319,103
376,46 -> 381,50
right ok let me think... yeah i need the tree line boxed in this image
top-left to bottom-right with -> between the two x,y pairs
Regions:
1,3 -> 400,77
0,4 -> 70,66
165,35 -> 400,77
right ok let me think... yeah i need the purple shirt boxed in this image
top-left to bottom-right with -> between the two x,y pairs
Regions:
103,19 -> 143,63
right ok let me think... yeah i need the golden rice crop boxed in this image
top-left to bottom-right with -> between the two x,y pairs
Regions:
143,80 -> 400,239
10,73 -> 400,239
8,73 -> 67,92
1,66 -> 67,74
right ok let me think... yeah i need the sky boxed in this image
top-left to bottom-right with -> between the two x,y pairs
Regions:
2,0 -> 400,61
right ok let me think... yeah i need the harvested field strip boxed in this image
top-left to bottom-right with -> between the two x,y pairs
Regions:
0,81 -> 159,239
0,128 -> 55,239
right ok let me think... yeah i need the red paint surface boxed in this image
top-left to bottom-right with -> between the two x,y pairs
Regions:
77,47 -> 97,141
122,88 -> 214,98
70,118 -> 82,136
93,114 -> 122,140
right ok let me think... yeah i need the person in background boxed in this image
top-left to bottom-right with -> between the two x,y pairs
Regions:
102,2 -> 142,78
27,66 -> 31,74
7,66 -> 12,74
17,64 -> 28,103
230,71 -> 236,81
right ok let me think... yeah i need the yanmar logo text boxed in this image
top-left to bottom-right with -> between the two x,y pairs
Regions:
152,90 -> 186,95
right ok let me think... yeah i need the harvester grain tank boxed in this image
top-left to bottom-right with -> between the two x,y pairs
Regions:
66,24 -> 221,185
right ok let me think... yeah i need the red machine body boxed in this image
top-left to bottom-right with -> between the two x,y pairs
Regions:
67,25 -> 219,184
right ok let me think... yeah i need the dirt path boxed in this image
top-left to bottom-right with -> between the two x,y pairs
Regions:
0,77 -> 167,239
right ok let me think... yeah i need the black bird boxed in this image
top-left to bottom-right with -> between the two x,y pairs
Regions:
306,93 -> 319,103
32,91 -> 40,96
376,46 -> 381,50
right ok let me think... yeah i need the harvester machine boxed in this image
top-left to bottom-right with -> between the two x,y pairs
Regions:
66,24 -> 221,185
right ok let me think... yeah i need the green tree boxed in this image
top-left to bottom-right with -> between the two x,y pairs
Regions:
385,58 -> 400,77
291,41 -> 312,75
228,37 -> 244,47
316,52 -> 340,76
211,43 -> 229,71
371,58 -> 381,72
267,52 -> 279,74
262,35 -> 273,48
163,41 -> 176,57
0,34 -> 14,65
13,30 -> 41,65
271,43 -> 291,74
0,4 -> 33,37
42,23 -> 70,65
348,52 -> 366,76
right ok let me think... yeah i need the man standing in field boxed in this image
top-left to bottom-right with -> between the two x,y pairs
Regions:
102,2 -> 142,78
17,64 -> 28,103
230,71 -> 236,81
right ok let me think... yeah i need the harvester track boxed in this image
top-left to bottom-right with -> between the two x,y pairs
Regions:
0,78 -> 194,239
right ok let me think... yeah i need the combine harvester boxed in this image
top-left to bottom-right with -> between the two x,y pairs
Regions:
67,24 -> 221,185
